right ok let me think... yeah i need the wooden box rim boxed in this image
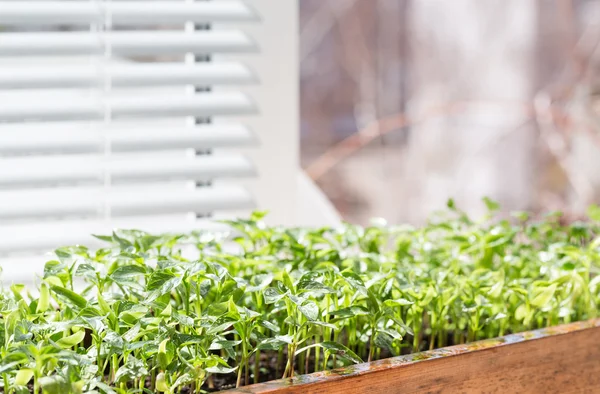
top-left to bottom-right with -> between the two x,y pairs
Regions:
224,318 -> 600,393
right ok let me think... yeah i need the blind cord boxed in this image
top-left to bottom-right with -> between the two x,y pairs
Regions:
192,0 -> 213,219
92,0 -> 113,220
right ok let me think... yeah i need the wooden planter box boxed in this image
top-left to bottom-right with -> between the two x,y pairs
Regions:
225,319 -> 600,393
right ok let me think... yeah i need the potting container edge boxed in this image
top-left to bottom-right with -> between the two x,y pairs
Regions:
223,318 -> 600,394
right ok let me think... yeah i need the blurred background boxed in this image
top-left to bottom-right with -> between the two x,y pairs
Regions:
2,0 -> 600,267
299,0 -> 600,225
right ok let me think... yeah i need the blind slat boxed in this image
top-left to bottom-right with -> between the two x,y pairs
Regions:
0,31 -> 257,56
0,123 -> 256,155
0,154 -> 256,187
0,0 -> 264,256
0,184 -> 255,220
0,62 -> 257,89
0,92 -> 257,121
0,1 -> 259,25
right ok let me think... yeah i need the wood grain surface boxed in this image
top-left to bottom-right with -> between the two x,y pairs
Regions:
225,319 -> 600,394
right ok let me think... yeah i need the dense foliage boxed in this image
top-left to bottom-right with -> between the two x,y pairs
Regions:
1,200 -> 600,393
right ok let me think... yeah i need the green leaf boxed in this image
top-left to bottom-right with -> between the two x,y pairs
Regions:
91,382 -> 115,394
114,357 -> 148,383
297,280 -> 335,294
75,263 -> 96,278
122,324 -> 142,343
531,284 -> 557,308
298,301 -> 319,321
110,265 -> 146,281
172,373 -> 195,391
447,198 -> 456,209
36,282 -> 50,313
307,320 -> 337,330
158,338 -> 173,371
589,275 -> 600,291
366,288 -> 380,314
0,361 -> 23,375
330,305 -> 369,320
561,262 -> 576,271
384,298 -> 414,307
156,372 -> 170,393
250,210 -> 268,221
587,204 -> 600,222
112,231 -> 133,249
259,319 -> 281,333
0,353 -> 28,373
483,197 -> 500,212
51,285 -> 88,309
515,304 -> 529,321
263,287 -> 285,304
206,365 -> 237,374
374,331 -> 396,354
43,260 -> 67,277
173,312 -> 194,327
227,298 -> 241,320
420,286 -> 437,305
207,316 -> 236,335
488,281 -> 503,299
10,284 -> 24,301
56,329 -> 86,348
96,292 -> 111,316
39,376 -> 71,394
146,271 -> 176,292
246,273 -> 274,292
92,234 -> 114,243
320,341 -> 363,364
120,305 -> 149,326
282,270 -> 295,294
256,335 -> 293,351
511,211 -> 529,221
14,369 -> 33,386
146,275 -> 182,304
341,271 -> 367,295
209,340 -> 242,351
44,276 -> 63,288
103,330 -> 125,350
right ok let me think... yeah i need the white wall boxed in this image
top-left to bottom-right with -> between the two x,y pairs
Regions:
214,0 -> 301,226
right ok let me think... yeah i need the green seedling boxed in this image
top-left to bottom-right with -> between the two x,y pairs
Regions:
0,198 -> 598,392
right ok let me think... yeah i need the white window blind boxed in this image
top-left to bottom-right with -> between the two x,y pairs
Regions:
0,2 -> 258,25
0,0 -> 269,256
